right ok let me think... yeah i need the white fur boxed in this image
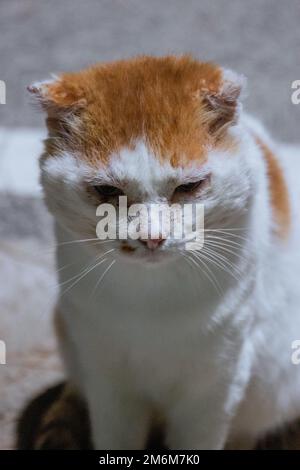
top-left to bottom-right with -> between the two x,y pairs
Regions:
41,111 -> 300,449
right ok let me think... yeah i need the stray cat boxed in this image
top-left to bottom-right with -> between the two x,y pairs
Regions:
16,381 -> 300,450
28,55 -> 300,449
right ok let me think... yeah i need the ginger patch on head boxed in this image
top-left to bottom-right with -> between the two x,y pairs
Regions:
73,56 -> 223,167
29,55 -> 244,168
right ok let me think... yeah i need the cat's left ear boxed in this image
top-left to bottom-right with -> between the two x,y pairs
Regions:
27,76 -> 87,115
201,68 -> 246,134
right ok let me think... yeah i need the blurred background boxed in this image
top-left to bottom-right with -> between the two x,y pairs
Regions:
1,0 -> 300,139
0,0 -> 299,449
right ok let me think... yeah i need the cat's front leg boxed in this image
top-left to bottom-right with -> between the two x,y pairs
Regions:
166,347 -> 252,450
55,308 -> 150,449
166,390 -> 233,450
86,378 -> 150,450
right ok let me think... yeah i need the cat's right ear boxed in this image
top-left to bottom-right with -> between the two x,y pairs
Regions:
199,68 -> 246,136
27,76 -> 87,115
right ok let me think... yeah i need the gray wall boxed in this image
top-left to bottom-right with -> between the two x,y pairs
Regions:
1,0 -> 300,142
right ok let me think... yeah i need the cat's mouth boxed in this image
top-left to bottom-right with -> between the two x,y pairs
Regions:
121,242 -> 136,254
120,240 -> 183,265
119,240 -> 178,265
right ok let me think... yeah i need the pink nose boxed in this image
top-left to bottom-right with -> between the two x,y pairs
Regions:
139,238 -> 165,250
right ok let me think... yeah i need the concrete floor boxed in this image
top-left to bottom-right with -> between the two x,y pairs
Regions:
0,0 -> 300,142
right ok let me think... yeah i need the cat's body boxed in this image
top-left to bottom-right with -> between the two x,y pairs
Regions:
30,56 -> 300,449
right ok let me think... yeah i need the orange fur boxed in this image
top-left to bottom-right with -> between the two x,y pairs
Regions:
256,137 -> 291,239
41,55 -> 239,166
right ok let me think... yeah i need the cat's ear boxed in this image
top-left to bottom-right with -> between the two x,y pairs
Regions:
200,68 -> 246,135
27,76 -> 87,115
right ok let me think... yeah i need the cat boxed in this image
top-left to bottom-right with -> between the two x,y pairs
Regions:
16,380 -> 300,450
28,55 -> 300,449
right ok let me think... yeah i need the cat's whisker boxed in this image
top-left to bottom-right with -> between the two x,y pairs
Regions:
204,248 -> 243,279
204,234 -> 250,249
180,232 -> 249,252
204,238 -> 255,261
203,240 -> 248,263
194,251 -> 239,285
56,238 -> 114,248
196,248 -> 242,283
57,249 -> 115,291
204,236 -> 247,250
60,254 -> 114,298
206,235 -> 249,247
55,261 -> 78,274
55,243 -> 115,276
204,228 -> 248,232
205,231 -> 247,242
55,258 -> 99,289
91,259 -> 116,298
205,241 -> 243,266
82,240 -> 117,249
192,252 -> 224,296
25,238 -> 115,259
182,251 -> 223,296
202,245 -> 244,270
204,229 -> 250,243
204,241 -> 247,260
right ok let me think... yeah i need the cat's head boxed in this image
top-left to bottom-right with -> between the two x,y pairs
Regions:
29,55 -> 253,264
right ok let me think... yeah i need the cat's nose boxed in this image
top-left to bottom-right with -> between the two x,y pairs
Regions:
139,238 -> 165,250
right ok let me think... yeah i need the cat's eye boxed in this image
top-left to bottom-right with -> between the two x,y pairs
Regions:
174,180 -> 205,194
94,185 -> 124,197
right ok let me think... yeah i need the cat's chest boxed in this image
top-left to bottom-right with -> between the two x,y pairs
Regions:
58,242 -> 243,395
61,276 -> 241,401
65,299 -> 230,400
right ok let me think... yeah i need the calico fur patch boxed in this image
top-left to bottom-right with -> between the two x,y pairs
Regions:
256,137 -> 290,238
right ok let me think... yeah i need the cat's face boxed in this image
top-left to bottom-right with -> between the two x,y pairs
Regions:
30,56 -> 252,265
